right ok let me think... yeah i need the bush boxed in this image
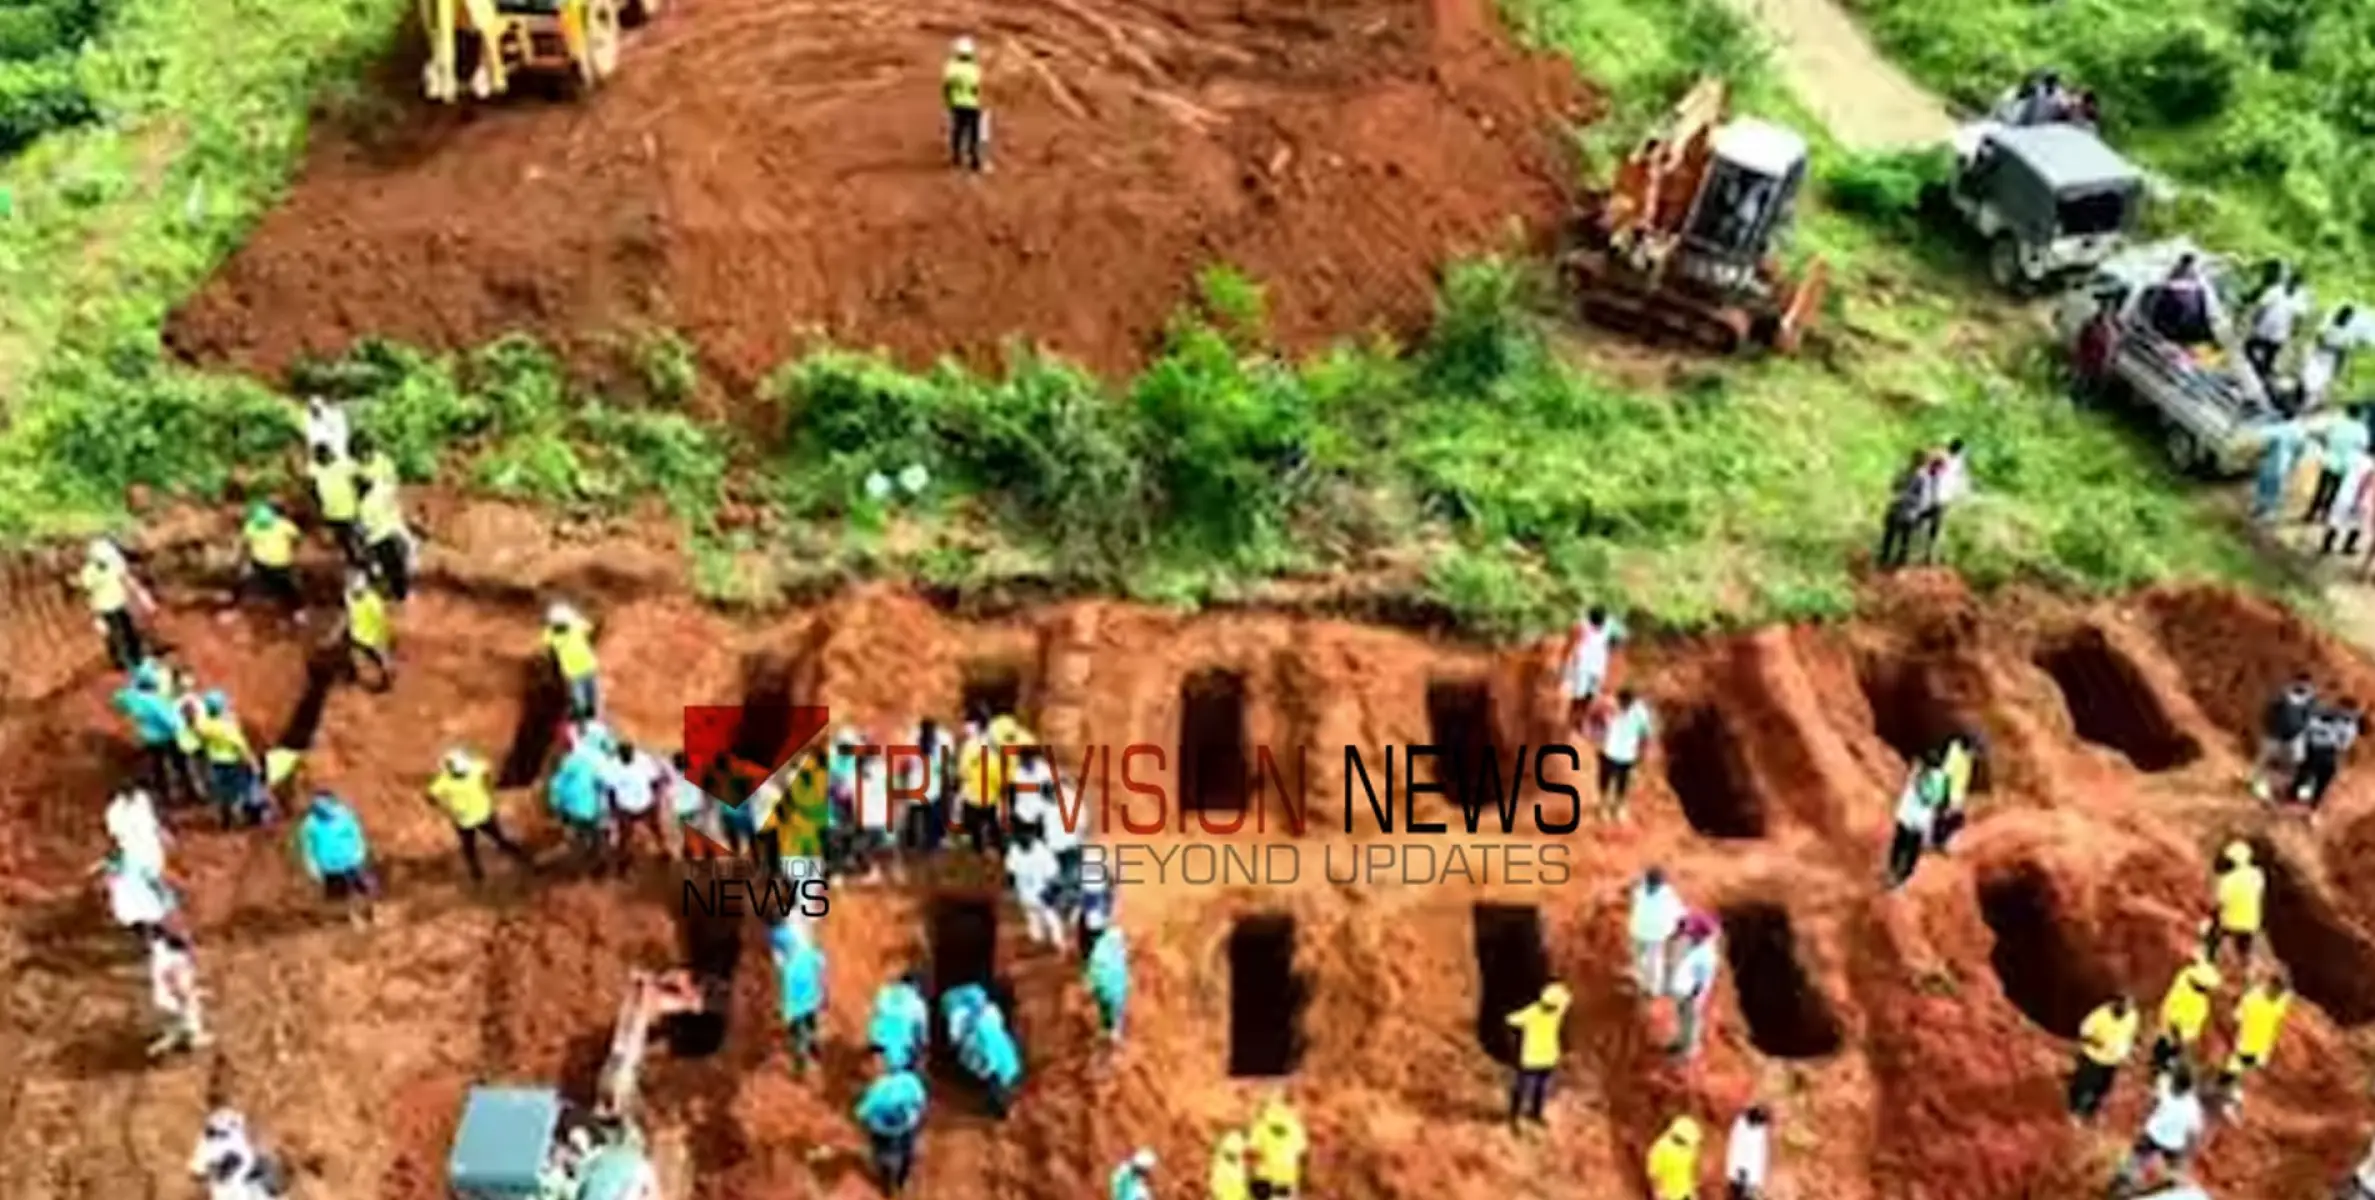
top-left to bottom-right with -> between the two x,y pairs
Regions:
0,54 -> 95,155
2087,23 -> 2240,128
1821,147 -> 1953,228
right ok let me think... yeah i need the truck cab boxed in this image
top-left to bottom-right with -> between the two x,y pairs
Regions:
1951,121 -> 2144,293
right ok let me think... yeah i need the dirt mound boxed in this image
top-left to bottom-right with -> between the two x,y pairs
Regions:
9,576 -> 2375,1198
162,0 -> 1588,387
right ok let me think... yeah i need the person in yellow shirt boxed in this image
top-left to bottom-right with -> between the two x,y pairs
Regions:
428,748 -> 532,882
1504,981 -> 1572,1127
955,720 -> 1005,855
1930,734 -> 1977,850
1645,1115 -> 1703,1200
2204,841 -> 2264,971
2217,969 -> 2294,1109
1208,1129 -> 1250,1200
194,691 -> 264,829
543,602 -> 601,721
942,36 -> 985,173
343,572 -> 394,691
2152,960 -> 2220,1077
2067,993 -> 2138,1120
307,444 -> 363,566
263,748 -> 304,820
1247,1094 -> 1305,1200
77,538 -> 154,670
239,502 -> 304,620
353,436 -> 415,602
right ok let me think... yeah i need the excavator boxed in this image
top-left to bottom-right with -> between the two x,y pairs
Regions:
1561,78 -> 1829,354
419,0 -> 661,103
447,969 -> 705,1200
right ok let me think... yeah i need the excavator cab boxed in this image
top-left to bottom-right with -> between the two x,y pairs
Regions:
1565,78 -> 1827,354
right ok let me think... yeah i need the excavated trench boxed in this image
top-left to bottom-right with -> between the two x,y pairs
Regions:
497,658 -> 571,788
2035,631 -> 2199,773
1975,864 -> 2116,1039
960,659 -> 1025,727
1472,903 -> 1549,1066
275,646 -> 344,751
1180,668 -> 1251,813
926,894 -> 1016,1102
1859,658 -> 1991,792
2253,840 -> 2375,1027
1719,903 -> 1843,1059
1428,679 -> 1512,813
1227,914 -> 1307,1077
1663,705 -> 1767,839
730,653 -> 798,768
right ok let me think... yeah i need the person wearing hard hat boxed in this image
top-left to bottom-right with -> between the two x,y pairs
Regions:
1503,980 -> 1572,1127
943,36 -> 986,173
2217,968 -> 2294,1113
262,749 -> 303,821
2151,960 -> 2220,1078
1110,1148 -> 1157,1200
193,690 -> 266,830
429,748 -> 532,882
954,719 -> 1005,855
343,571 -> 395,691
542,602 -> 601,721
2068,993 -> 2139,1120
1645,1115 -> 1704,1200
1247,1093 -> 1306,1199
296,791 -> 376,928
1209,1130 -> 1251,1200
115,661 -> 195,806
2203,841 -> 2264,971
353,433 -> 415,602
77,537 -> 154,671
1931,734 -> 1977,851
853,1049 -> 928,1194
306,442 -> 364,567
239,502 -> 304,621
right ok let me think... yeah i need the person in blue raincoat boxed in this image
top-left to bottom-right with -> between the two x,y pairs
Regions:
774,917 -> 827,1077
115,662 -> 195,806
956,999 -> 1023,1117
548,734 -> 611,869
870,970 -> 930,1069
2254,420 -> 2308,523
296,792 -> 375,927
1086,925 -> 1129,1044
853,1054 -> 928,1194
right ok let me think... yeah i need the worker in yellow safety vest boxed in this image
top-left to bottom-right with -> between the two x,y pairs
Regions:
1208,1130 -> 1250,1200
2067,994 -> 2138,1120
2151,959 -> 2220,1077
2203,840 -> 2264,971
2217,969 -> 2294,1112
352,434 -> 414,602
240,502 -> 305,620
542,602 -> 601,720
1645,1115 -> 1703,1200
428,748 -> 532,882
194,690 -> 265,829
307,444 -> 364,566
77,538 -> 154,670
344,572 -> 395,691
943,36 -> 986,173
1504,981 -> 1571,1129
955,720 -> 1006,854
1247,1093 -> 1305,1200
1931,734 -> 1976,850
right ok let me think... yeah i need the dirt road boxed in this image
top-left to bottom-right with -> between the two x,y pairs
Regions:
1720,0 -> 1953,150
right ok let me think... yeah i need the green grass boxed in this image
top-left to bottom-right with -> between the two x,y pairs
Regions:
1846,0 -> 2375,301
0,0 -> 2298,637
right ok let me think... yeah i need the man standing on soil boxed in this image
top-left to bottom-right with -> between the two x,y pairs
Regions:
2251,676 -> 2317,801
1597,689 -> 1654,822
1667,913 -> 1722,1060
1628,868 -> 1687,996
2069,994 -> 2139,1121
1876,449 -> 1939,571
2152,960 -> 2219,1077
1918,438 -> 1970,564
944,37 -> 986,173
870,970 -> 931,1069
774,915 -> 826,1078
603,739 -> 671,872
2202,841 -> 2263,970
343,572 -> 394,691
1503,981 -> 1571,1129
1724,1105 -> 1771,1200
296,791 -> 376,928
2113,1066 -> 2208,1194
1562,606 -> 1624,732
1883,752 -> 1946,891
146,927 -> 211,1057
1248,1093 -> 1306,1200
1645,1116 -> 1703,1200
428,748 -> 532,883
354,435 -> 415,602
116,663 -> 196,807
2217,969 -> 2293,1114
239,502 -> 304,622
549,731 -> 612,871
1009,834 -> 1066,950
307,444 -> 363,567
1087,925 -> 1130,1045
854,1050 -> 927,1194
542,603 -> 601,722
79,537 -> 155,672
194,691 -> 266,830
1931,734 -> 1976,851
107,788 -> 170,879
2293,698 -> 2362,817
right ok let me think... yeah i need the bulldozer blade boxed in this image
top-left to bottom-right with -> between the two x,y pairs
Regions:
1773,258 -> 1829,354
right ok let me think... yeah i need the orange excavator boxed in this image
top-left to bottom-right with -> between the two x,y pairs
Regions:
1561,78 -> 1829,354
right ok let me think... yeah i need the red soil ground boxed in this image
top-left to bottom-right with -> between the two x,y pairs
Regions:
162,0 -> 1588,388
6,525 -> 2375,1198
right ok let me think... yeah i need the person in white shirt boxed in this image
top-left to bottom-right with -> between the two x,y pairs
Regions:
1562,607 -> 1623,729
2302,305 -> 2373,412
303,396 -> 350,462
2244,267 -> 2311,387
853,750 -> 893,883
106,788 -> 169,877
2114,1068 -> 2206,1193
1627,868 -> 1688,996
103,851 -> 175,943
147,928 -> 211,1056
602,741 -> 668,871
1597,690 -> 1655,821
1078,862 -> 1117,956
2321,446 -> 2375,558
1666,912 -> 1722,1060
663,750 -> 710,855
1006,836 -> 1066,950
1885,760 -> 1943,891
1918,438 -> 1970,564
1724,1104 -> 1771,1200
190,1109 -> 284,1200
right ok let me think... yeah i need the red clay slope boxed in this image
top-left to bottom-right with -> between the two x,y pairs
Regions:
165,0 -> 1589,386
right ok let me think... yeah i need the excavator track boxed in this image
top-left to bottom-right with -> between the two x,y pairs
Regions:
1561,249 -> 1756,354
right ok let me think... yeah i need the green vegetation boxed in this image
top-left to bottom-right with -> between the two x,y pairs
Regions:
1849,0 -> 2375,295
0,0 -> 109,154
0,0 -> 2296,636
